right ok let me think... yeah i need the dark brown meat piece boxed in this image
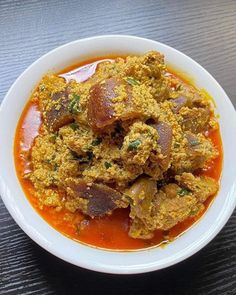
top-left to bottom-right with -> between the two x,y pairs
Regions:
181,107 -> 210,133
45,90 -> 74,132
66,179 -> 123,217
152,122 -> 173,170
87,78 -> 119,130
87,78 -> 139,130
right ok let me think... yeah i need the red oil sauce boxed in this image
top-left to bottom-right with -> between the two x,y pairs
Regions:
14,57 -> 223,250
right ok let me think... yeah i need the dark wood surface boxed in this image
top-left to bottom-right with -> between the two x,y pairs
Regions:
1,0 -> 236,294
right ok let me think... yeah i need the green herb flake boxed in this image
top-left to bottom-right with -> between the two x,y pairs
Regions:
68,94 -> 81,114
127,77 -> 140,86
104,161 -> 112,169
91,137 -> 102,146
190,208 -> 199,216
178,188 -> 191,197
70,122 -> 79,131
128,139 -> 142,151
49,134 -> 57,143
174,143 -> 180,148
190,139 -> 200,146
124,194 -> 134,205
39,84 -> 46,91
176,84 -> 182,91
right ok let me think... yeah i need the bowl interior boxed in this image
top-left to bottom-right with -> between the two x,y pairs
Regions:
1,35 -> 236,274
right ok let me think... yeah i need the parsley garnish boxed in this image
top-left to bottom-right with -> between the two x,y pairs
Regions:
176,84 -> 182,91
127,77 -> 140,86
178,188 -> 191,196
128,139 -> 142,151
49,134 -> 57,143
39,84 -> 46,91
174,143 -> 180,148
190,208 -> 199,216
70,123 -> 79,131
189,139 -> 200,146
68,94 -> 80,114
104,162 -> 112,169
91,138 -> 102,146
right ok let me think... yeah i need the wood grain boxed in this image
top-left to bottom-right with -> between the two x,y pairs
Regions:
0,0 -> 236,294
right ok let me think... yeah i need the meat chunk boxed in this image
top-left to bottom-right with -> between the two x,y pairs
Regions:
171,96 -> 190,113
152,122 -> 172,170
180,107 -> 210,133
128,182 -> 198,238
129,217 -> 154,239
151,186 -> 198,230
87,78 -> 143,130
87,78 -> 118,130
128,173 -> 218,239
171,132 -> 218,173
66,178 -> 125,217
125,177 -> 157,220
45,90 -> 74,132
124,177 -> 157,239
175,172 -> 218,202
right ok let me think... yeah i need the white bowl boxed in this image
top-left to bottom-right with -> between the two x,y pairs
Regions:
1,35 -> 236,274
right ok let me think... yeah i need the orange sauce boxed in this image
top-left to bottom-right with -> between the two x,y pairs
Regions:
14,57 -> 223,250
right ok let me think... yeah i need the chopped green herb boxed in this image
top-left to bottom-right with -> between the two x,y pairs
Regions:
178,188 -> 191,196
190,208 -> 199,216
39,84 -> 45,91
68,94 -> 81,114
49,134 -> 57,143
176,84 -> 182,91
70,122 -> 79,131
124,194 -> 134,205
147,130 -> 154,138
104,161 -> 112,169
189,139 -> 200,146
50,175 -> 57,184
174,143 -> 180,148
127,77 -> 140,86
91,137 -> 102,146
128,139 -> 142,151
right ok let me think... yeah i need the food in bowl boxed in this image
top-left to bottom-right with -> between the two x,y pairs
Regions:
15,51 -> 222,250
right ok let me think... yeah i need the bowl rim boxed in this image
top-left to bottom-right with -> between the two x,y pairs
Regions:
1,34 -> 236,274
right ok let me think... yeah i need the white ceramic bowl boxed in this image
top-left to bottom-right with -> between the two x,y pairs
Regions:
1,35 -> 236,274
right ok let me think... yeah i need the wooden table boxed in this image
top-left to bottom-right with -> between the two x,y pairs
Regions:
1,1 -> 236,294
